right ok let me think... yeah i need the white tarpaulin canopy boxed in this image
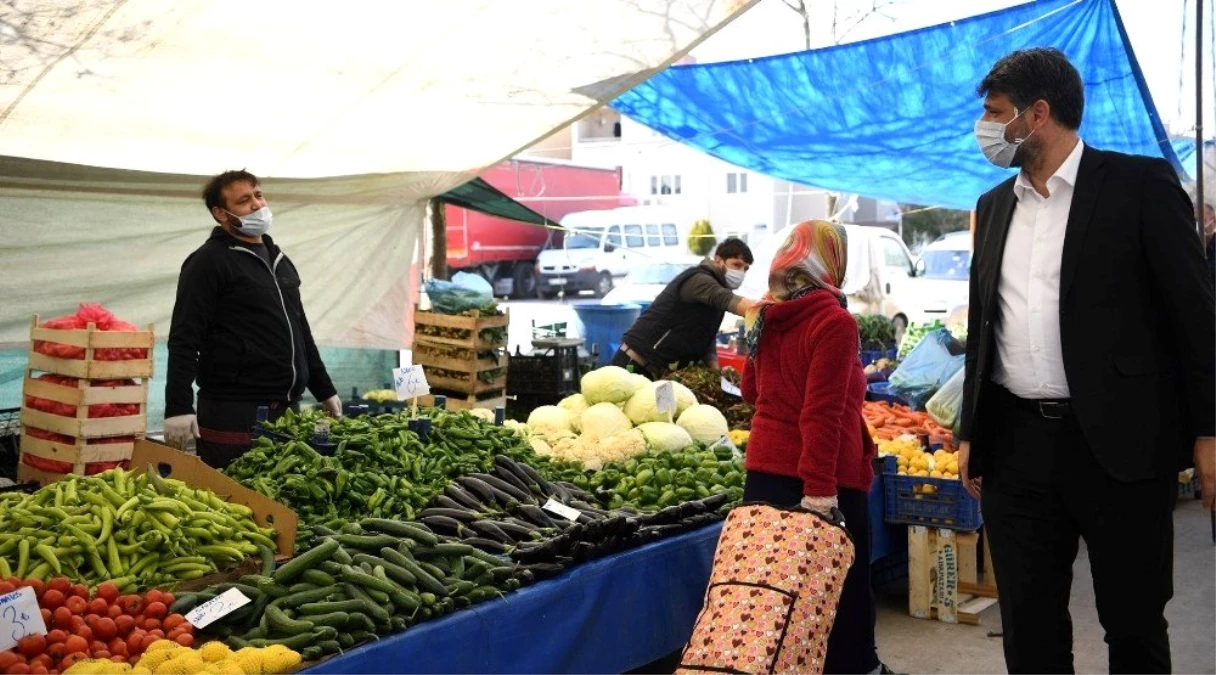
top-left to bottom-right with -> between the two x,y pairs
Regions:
0,0 -> 754,352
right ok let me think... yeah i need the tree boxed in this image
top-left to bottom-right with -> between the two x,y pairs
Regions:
900,205 -> 970,250
688,219 -> 717,256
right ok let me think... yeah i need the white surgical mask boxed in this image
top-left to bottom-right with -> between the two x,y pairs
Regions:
725,267 -> 746,289
226,206 -> 272,236
974,108 -> 1034,169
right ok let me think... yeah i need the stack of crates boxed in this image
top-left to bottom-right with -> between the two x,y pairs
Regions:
506,339 -> 582,421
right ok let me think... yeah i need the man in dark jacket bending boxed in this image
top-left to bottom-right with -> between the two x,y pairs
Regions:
164,170 -> 341,468
613,238 -> 754,378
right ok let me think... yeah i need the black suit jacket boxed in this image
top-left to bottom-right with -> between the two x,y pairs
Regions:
960,145 -> 1215,482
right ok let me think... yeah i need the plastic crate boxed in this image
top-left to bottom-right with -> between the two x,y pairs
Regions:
883,456 -> 982,531
252,425 -> 337,456
507,345 -> 580,396
0,407 -> 20,481
866,382 -> 908,406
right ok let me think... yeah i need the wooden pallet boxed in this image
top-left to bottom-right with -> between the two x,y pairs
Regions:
28,315 -> 155,379
413,340 -> 505,374
907,526 -> 998,625
414,307 -> 508,351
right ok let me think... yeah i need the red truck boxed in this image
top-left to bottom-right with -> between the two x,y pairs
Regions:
445,158 -> 629,298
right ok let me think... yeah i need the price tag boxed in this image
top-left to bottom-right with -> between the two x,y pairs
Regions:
0,587 -> 47,652
185,588 -> 252,630
654,381 -> 676,416
393,365 -> 431,401
721,376 -> 742,397
542,497 -> 583,522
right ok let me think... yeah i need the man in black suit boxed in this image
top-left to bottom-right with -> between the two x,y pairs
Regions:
957,48 -> 1215,674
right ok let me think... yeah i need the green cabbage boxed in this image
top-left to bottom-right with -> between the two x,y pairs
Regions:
623,380 -> 699,424
526,405 -> 575,437
580,402 -> 634,440
636,422 -> 694,453
676,404 -> 730,443
582,366 -> 644,405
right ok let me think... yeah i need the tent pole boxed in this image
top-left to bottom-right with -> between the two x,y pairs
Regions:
1196,0 -> 1205,234
430,198 -> 449,280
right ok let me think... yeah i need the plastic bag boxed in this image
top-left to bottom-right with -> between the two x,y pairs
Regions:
887,328 -> 965,411
33,303 -> 148,361
24,374 -> 141,418
424,274 -> 497,315
926,367 -> 965,428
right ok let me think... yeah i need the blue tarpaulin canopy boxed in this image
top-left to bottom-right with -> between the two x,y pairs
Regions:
612,0 -> 1180,210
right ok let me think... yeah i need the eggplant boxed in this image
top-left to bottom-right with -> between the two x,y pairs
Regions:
488,519 -> 542,541
444,484 -> 487,510
418,507 -> 480,523
515,504 -> 557,528
462,537 -> 511,554
469,473 -> 533,503
434,495 -> 475,511
467,519 -> 514,543
491,461 -> 537,495
419,515 -> 465,535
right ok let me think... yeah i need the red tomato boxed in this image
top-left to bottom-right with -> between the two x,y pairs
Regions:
161,614 -> 186,632
43,645 -> 65,664
28,666 -> 48,675
63,597 -> 86,616
125,630 -> 146,655
46,579 -> 70,595
92,652 -> 110,661
146,630 -> 164,641
172,633 -> 193,648
143,590 -> 163,606
68,585 -> 88,600
58,653 -> 87,670
40,590 -> 65,610
23,580 -> 44,598
106,605 -> 123,620
67,616 -> 84,633
25,658 -> 49,671
141,619 -> 159,632
160,593 -> 175,608
87,599 -> 108,616
138,634 -> 159,652
62,636 -> 87,655
73,626 -> 92,643
118,596 -> 142,615
45,631 -> 66,646
94,617 -> 117,641
5,663 -> 32,675
39,610 -> 51,627
143,602 -> 167,621
89,641 -> 107,655
109,640 -> 127,657
51,608 -> 72,630
94,582 -> 119,604
114,615 -> 135,636
0,582 -> 16,595
0,654 -> 19,671
16,635 -> 46,658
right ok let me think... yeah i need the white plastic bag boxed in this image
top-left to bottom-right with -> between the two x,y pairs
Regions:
926,367 -> 965,428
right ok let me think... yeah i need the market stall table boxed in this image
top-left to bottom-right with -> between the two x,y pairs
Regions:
302,523 -> 723,674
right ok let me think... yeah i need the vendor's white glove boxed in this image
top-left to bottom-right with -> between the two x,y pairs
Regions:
321,395 -> 343,419
163,414 -> 200,449
800,495 -> 839,516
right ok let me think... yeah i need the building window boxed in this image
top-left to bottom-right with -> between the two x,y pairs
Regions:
654,174 -> 682,195
726,172 -> 748,194
650,176 -> 658,195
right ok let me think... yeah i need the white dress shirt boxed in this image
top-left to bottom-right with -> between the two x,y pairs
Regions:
992,139 -> 1084,400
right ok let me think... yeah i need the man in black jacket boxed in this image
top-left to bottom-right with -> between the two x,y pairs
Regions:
165,170 -> 341,468
957,49 -> 1215,673
613,238 -> 754,378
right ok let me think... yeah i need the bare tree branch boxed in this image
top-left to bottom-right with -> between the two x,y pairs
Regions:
778,0 -> 811,50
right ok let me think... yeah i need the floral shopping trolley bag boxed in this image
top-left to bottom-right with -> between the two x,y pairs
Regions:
676,502 -> 855,675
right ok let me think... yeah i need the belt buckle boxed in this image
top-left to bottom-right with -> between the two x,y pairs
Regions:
1038,401 -> 1065,419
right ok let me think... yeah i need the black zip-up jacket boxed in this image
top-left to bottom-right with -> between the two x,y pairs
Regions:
166,227 -> 337,417
622,262 -> 741,371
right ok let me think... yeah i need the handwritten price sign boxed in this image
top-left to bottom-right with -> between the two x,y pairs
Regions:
393,365 -> 431,401
0,587 -> 47,652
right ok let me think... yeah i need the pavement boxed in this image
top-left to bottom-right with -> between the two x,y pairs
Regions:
874,499 -> 1216,674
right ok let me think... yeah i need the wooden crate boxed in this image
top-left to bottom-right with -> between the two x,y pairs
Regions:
413,340 -> 505,374
419,391 -> 507,412
28,315 -> 155,379
907,525 -> 998,625
20,372 -> 148,439
422,368 -> 506,396
414,307 -> 508,351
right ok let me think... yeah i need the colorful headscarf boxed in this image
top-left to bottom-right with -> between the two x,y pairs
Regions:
744,220 -> 848,358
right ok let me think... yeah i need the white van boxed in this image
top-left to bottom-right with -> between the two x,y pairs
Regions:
905,230 -> 971,328
739,223 -> 920,338
536,206 -> 689,298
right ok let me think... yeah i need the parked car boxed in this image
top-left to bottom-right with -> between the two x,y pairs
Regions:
536,206 -> 690,298
601,259 -> 701,305
906,230 -> 971,327
739,223 -> 921,340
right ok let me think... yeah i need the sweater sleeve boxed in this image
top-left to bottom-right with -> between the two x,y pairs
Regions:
798,316 -> 858,497
679,272 -> 744,314
742,357 -> 757,404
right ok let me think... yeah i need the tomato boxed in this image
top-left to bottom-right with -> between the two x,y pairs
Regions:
87,599 -> 108,616
43,644 -> 64,664
172,634 -> 193,648
93,582 -> 119,604
62,636 -> 87,655
147,630 -> 164,641
68,585 -> 88,600
58,653 -> 87,670
63,596 -> 86,616
0,653 -> 22,670
139,634 -> 159,652
118,596 -> 142,615
160,593 -> 175,608
89,640 -> 107,655
141,618 -> 160,631
110,656 -> 127,664
25,658 -> 49,672
93,617 -> 117,641
39,590 -> 65,610
125,630 -> 146,655
161,614 -> 186,632
114,615 -> 135,636
67,617 -> 84,632
143,602 -> 167,621
5,663 -> 32,675
106,605 -> 123,620
74,626 -> 92,643
143,590 -> 163,606
92,651 -> 110,661
17,634 -> 46,658
51,607 -> 72,630
46,579 -> 70,595
0,582 -> 16,595
29,667 -> 48,675
39,610 -> 51,627
109,640 -> 127,657
23,580 -> 44,598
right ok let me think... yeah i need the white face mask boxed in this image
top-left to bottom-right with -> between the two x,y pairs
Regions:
724,267 -> 746,289
226,206 -> 272,236
974,108 -> 1034,169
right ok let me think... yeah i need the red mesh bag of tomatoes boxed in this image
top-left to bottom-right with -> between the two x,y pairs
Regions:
22,425 -> 136,474
32,303 -> 149,361
24,374 -> 141,419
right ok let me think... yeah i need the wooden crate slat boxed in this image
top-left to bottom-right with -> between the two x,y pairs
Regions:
424,370 -> 506,395
28,352 -> 154,379
21,406 -> 147,439
20,432 -> 135,465
23,372 -> 147,406
414,308 -> 509,331
419,392 -> 506,411
413,349 -> 504,374
88,330 -> 155,349
907,526 -> 998,626
30,316 -> 155,349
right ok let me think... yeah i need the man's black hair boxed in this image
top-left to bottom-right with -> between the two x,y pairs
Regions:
202,169 -> 260,216
977,48 -> 1084,130
716,237 -> 754,265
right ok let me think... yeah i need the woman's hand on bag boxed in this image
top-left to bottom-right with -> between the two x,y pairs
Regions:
800,495 -> 838,515
959,441 -> 982,500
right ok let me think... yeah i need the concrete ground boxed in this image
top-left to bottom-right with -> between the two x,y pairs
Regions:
875,499 -> 1216,674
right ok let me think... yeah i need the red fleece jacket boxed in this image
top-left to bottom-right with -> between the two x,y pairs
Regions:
743,291 -> 875,497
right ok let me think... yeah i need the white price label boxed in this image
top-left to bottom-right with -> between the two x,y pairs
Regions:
721,376 -> 742,397
393,365 -> 431,400
542,497 -> 583,522
185,588 -> 252,630
655,381 -> 676,415
0,587 -> 47,652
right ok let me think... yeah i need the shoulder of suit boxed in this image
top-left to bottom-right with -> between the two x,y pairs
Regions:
977,175 -> 1017,207
1082,145 -> 1167,172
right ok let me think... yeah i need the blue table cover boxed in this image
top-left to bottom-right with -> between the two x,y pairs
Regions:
302,523 -> 723,674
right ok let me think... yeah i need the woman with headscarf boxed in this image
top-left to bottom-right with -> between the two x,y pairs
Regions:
741,220 -> 886,674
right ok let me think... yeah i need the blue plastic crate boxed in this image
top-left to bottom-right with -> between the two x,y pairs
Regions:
882,456 -> 982,530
